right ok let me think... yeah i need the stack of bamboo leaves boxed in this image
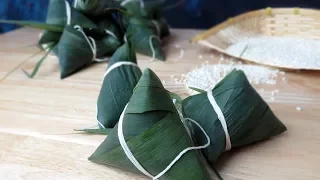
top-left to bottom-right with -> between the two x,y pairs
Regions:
1,0 -> 169,79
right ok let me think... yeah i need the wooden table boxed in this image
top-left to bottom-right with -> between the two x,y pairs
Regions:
0,28 -> 320,180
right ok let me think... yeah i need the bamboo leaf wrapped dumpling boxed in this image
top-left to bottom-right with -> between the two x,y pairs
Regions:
39,0 -> 98,50
182,70 -> 287,165
57,26 -> 113,79
127,17 -> 165,61
89,68 -> 212,180
97,41 -> 142,128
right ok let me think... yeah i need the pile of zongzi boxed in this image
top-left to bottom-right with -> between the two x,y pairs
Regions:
1,0 -> 170,79
88,68 -> 287,179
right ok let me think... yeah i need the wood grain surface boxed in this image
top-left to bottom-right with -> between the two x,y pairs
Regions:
0,28 -> 320,180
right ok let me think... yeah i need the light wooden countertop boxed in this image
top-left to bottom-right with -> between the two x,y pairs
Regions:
0,28 -> 320,180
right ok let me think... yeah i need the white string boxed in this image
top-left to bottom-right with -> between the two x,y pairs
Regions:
65,0 -> 72,25
153,118 -> 210,179
73,0 -> 78,7
124,35 -> 128,43
121,0 -> 146,15
151,20 -> 161,37
103,62 -> 139,79
74,25 -> 109,63
149,35 -> 161,62
118,104 -> 211,180
105,29 -> 117,40
121,0 -> 145,8
118,105 -> 154,178
207,90 -> 232,151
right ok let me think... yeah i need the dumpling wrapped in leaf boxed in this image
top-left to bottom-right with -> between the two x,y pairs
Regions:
57,26 -> 114,79
89,68 -> 212,180
182,70 -> 287,165
97,41 -> 142,128
127,17 -> 165,61
74,0 -> 121,16
39,0 -> 98,50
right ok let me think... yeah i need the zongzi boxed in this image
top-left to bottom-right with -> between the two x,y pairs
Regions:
182,69 -> 287,165
58,25 -> 112,79
89,68 -> 212,180
97,41 -> 142,128
127,17 -> 165,61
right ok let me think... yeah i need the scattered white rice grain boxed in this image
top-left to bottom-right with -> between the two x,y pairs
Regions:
271,97 -> 275,101
259,88 -> 265,92
280,71 -> 286,75
271,91 -> 275,96
282,77 -> 287,81
162,80 -> 166,85
174,44 -> 181,48
181,63 -> 280,91
170,75 -> 175,78
178,49 -> 184,59
199,55 -> 203,59
296,106 -> 302,112
274,90 -> 280,93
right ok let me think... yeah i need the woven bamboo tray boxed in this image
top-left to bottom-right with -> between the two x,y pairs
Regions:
192,8 -> 320,70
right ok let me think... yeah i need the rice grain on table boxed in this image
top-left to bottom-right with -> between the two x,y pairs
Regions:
226,36 -> 320,69
178,63 -> 283,91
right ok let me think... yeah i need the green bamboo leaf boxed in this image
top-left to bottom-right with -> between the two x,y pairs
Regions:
97,41 -> 142,128
0,20 -> 64,32
188,87 -> 206,93
74,128 -> 112,135
182,70 -> 287,166
89,68 -> 211,180
22,45 -> 55,78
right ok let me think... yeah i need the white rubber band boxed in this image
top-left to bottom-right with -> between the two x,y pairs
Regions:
74,25 -> 109,63
207,90 -> 232,151
149,35 -> 161,62
118,105 -> 154,179
73,0 -> 78,7
118,104 -> 211,180
121,0 -> 146,15
103,62 -> 139,79
105,29 -> 117,40
121,0 -> 145,8
65,0 -> 72,25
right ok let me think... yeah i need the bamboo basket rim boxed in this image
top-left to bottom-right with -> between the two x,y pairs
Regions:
191,7 -> 320,71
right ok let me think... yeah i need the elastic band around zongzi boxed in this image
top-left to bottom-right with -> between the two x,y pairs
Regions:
207,90 -> 231,151
74,25 -> 109,62
118,104 -> 211,180
104,61 -> 139,79
149,35 -> 161,61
